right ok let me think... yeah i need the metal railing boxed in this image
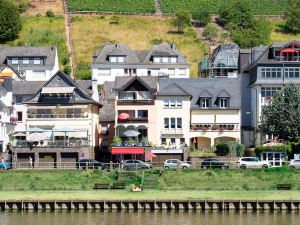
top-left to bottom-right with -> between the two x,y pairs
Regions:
3,159 -> 290,171
27,114 -> 88,119
12,140 -> 90,147
190,123 -> 239,131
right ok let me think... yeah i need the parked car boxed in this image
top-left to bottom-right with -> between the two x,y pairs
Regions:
0,161 -> 12,170
289,159 -> 300,169
122,160 -> 152,170
201,158 -> 229,169
164,159 -> 192,169
236,157 -> 271,169
78,159 -> 107,170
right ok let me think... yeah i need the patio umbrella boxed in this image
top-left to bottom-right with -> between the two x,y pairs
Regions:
118,113 -> 129,120
27,133 -> 45,142
145,153 -> 156,159
13,132 -> 26,137
122,130 -> 140,137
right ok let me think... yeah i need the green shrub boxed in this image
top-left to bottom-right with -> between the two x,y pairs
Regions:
215,143 -> 229,156
227,141 -> 245,157
75,61 -> 91,80
63,64 -> 72,75
254,144 -> 291,156
202,23 -> 218,41
46,10 -> 55,18
62,55 -> 70,65
192,9 -> 211,27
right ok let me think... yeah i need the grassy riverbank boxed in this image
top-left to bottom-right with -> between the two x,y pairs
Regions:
0,190 -> 299,201
1,167 -> 300,191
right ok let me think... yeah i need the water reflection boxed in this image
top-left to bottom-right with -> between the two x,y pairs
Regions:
0,210 -> 298,225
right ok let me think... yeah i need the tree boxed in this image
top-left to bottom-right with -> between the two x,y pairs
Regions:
202,23 -> 218,41
75,61 -> 91,80
192,9 -> 211,27
284,0 -> 300,34
171,10 -> 191,33
0,0 -> 22,42
260,84 -> 300,141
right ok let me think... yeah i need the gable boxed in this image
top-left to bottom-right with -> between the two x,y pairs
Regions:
217,89 -> 231,98
199,89 -> 213,98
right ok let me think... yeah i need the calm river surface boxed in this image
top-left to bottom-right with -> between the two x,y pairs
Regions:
0,211 -> 299,225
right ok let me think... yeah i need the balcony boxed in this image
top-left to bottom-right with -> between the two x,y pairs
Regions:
275,56 -> 300,62
27,113 -> 89,119
190,123 -> 239,132
12,139 -> 90,148
118,117 -> 148,123
117,99 -> 154,105
161,128 -> 183,134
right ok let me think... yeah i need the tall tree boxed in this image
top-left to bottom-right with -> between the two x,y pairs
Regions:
260,84 -> 300,141
171,10 -> 191,33
0,0 -> 22,42
284,0 -> 300,34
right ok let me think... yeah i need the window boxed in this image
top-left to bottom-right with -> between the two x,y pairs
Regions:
110,57 -> 117,63
98,69 -> 111,76
177,118 -> 182,129
170,138 -> 176,144
161,138 -> 166,145
137,110 -> 148,118
162,57 -> 168,63
168,68 -> 175,76
124,68 -> 136,76
33,71 -> 46,78
170,118 -> 176,129
153,57 -> 160,63
180,138 -> 185,145
219,98 -> 229,108
119,92 -> 135,100
11,58 -> 18,64
118,57 -> 125,63
261,87 -> 281,97
164,118 -> 169,129
261,68 -> 282,78
200,98 -> 210,108
284,68 -> 300,78
23,58 -> 29,64
164,98 -> 169,107
176,98 -> 182,107
33,58 -> 41,65
170,98 -> 176,107
179,68 -> 186,76
170,57 -> 177,63
16,96 -> 23,104
17,112 -> 22,122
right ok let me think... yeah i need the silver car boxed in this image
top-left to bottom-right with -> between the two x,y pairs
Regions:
164,159 -> 192,169
123,160 -> 152,170
237,157 -> 271,169
289,159 -> 300,169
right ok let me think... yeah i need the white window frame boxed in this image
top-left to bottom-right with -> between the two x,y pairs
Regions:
179,68 -> 186,76
23,58 -> 29,65
219,98 -> 229,108
170,57 -> 177,63
168,68 -> 175,76
200,98 -> 210,108
176,98 -> 182,107
162,57 -> 168,63
33,58 -> 41,65
110,57 -> 117,63
11,58 -> 18,64
118,56 -> 125,63
153,57 -> 160,63
98,68 -> 111,76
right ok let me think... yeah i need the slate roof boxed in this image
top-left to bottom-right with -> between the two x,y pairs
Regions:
99,102 -> 115,122
99,81 -> 116,101
92,42 -> 189,65
156,82 -> 191,96
24,71 -> 102,107
0,46 -> 57,67
158,77 -> 241,109
114,76 -> 158,91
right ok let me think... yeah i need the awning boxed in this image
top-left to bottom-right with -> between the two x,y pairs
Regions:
281,49 -> 298,53
27,106 -> 56,109
41,87 -> 75,94
111,148 -> 144,155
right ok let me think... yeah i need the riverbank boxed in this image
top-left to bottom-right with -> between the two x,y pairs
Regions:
0,190 -> 299,201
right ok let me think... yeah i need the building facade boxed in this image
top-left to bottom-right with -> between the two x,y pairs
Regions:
91,43 -> 190,84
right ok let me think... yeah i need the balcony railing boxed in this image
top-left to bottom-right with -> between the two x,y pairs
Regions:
275,56 -> 300,62
111,142 -> 149,147
12,140 -> 90,148
190,123 -> 239,131
118,117 -> 148,123
161,128 -> 183,134
27,113 -> 88,119
117,100 -> 154,105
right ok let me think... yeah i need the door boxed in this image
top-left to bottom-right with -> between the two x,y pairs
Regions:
61,152 -> 78,169
39,153 -> 56,168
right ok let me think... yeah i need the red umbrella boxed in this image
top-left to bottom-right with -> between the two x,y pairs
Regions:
145,153 -> 156,159
118,113 -> 129,120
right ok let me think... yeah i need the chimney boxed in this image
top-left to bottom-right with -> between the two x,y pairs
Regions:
3,77 -> 12,91
171,43 -> 176,50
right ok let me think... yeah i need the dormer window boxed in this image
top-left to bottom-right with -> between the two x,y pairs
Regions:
200,98 -> 211,108
23,58 -> 29,64
219,98 -> 229,108
153,56 -> 178,63
34,58 -> 41,65
11,58 -> 18,64
109,56 -> 125,63
170,57 -> 177,63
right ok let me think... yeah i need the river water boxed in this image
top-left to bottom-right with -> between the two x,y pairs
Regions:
0,211 -> 299,225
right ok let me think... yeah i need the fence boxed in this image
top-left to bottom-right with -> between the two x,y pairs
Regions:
2,159 -> 290,171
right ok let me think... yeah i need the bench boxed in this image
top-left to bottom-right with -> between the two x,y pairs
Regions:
276,183 -> 292,190
111,182 -> 126,189
93,183 -> 110,189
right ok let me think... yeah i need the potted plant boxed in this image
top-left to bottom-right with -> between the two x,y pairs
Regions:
112,136 -> 122,146
128,138 -> 136,146
141,137 -> 148,146
211,124 -> 218,130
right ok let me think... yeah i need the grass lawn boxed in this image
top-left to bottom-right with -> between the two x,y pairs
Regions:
71,15 -> 207,78
6,15 -> 68,70
270,20 -> 300,42
0,190 -> 299,201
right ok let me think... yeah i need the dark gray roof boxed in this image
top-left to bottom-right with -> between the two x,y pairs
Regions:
25,71 -> 101,107
13,81 -> 45,95
99,102 -> 115,122
115,76 -> 158,91
75,80 -> 93,96
270,40 -> 300,48
92,42 -> 189,65
157,82 -> 191,96
0,46 -> 57,67
99,81 -> 116,101
158,78 -> 241,109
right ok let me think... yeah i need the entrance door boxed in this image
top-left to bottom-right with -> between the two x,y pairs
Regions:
39,153 -> 57,168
